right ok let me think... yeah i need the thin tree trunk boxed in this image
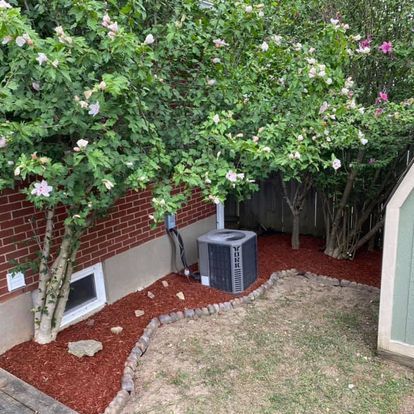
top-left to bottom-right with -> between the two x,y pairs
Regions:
291,212 -> 300,250
34,225 -> 77,344
34,208 -> 55,326
324,150 -> 364,257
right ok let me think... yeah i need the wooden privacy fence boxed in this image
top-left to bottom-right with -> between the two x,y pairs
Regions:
225,149 -> 413,238
225,174 -> 325,237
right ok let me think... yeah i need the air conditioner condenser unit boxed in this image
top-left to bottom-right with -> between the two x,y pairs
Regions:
197,229 -> 258,294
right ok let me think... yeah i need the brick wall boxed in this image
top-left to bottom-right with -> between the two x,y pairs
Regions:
0,188 -> 215,302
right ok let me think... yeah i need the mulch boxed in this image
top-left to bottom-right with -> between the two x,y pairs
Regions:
0,233 -> 382,414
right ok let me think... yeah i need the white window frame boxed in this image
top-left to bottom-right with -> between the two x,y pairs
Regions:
61,263 -> 106,328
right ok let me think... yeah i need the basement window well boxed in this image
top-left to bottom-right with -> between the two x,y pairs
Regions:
61,263 -> 106,328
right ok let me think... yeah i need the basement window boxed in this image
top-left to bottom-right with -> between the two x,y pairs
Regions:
61,263 -> 106,328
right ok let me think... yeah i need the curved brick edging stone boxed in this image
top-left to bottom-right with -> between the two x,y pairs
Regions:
102,268 -> 379,414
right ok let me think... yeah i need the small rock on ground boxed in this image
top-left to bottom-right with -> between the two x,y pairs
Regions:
162,281 -> 169,287
147,291 -> 155,299
68,340 -> 103,358
111,326 -> 123,335
135,309 -> 145,317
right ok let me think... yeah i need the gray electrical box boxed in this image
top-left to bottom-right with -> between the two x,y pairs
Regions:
165,214 -> 176,230
197,229 -> 257,294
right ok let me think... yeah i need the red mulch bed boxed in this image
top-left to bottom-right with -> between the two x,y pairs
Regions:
0,233 -> 382,414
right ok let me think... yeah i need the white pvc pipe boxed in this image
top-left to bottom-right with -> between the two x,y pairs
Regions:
216,203 -> 225,229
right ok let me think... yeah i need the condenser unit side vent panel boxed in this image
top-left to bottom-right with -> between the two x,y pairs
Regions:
208,244 -> 232,292
242,237 -> 257,289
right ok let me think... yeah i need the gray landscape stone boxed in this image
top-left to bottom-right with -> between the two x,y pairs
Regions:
68,340 -> 103,358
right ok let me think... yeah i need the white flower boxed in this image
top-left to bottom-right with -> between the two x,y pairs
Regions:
309,67 -> 317,78
102,14 -> 112,28
356,46 -> 370,54
148,214 -> 155,221
207,78 -> 217,86
341,87 -> 349,96
309,47 -> 316,54
0,0 -> 12,9
293,42 -> 302,51
235,133 -> 244,138
15,36 -> 27,47
352,34 -> 362,42
125,161 -> 133,167
54,26 -> 65,37
245,5 -> 253,13
297,135 -> 304,141
108,31 -> 117,40
31,180 -> 53,197
84,90 -> 93,100
213,114 -> 220,124
326,78 -> 333,85
212,57 -> 221,64
260,41 -> 269,52
252,135 -> 259,143
358,107 -> 365,114
7,160 -> 13,165
345,77 -> 354,89
36,53 -> 48,66
2,36 -> 12,44
330,18 -> 340,26
306,58 -> 317,65
79,100 -> 89,109
360,138 -> 368,145
0,136 -> 7,148
289,151 -> 301,160
99,81 -> 107,90
88,101 -> 100,117
31,82 -> 40,91
102,179 -> 114,190
209,195 -> 221,205
14,166 -> 21,176
318,70 -> 326,78
272,35 -> 282,45
262,146 -> 271,153
258,10 -> 264,17
332,158 -> 342,170
348,99 -> 357,109
108,22 -> 119,33
51,60 -> 59,68
319,101 -> 329,114
205,177 -> 212,184
144,33 -> 155,45
76,139 -> 88,150
213,38 -> 228,48
226,171 -> 238,182
237,173 -> 245,180
342,23 -> 350,31
348,384 -> 355,390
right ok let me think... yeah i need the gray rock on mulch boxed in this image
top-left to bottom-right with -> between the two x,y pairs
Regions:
68,340 -> 103,358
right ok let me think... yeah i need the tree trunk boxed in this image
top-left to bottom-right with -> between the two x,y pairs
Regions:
34,224 -> 79,344
291,212 -> 300,250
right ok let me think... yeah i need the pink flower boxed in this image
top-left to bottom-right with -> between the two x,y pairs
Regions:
332,159 -> 341,170
376,91 -> 389,104
36,53 -> 48,65
226,171 -> 238,182
0,136 -> 7,148
0,0 -> 12,9
359,38 -> 372,49
88,102 -> 100,116
379,41 -> 393,54
31,180 -> 53,197
374,108 -> 384,117
102,14 -> 111,28
213,38 -> 228,48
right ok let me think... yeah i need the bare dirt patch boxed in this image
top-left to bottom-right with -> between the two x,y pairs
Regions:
122,275 -> 414,414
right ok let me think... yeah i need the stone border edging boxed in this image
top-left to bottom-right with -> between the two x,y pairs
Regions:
102,269 -> 378,413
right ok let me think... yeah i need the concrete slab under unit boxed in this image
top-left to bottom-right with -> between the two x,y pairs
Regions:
0,368 -> 77,414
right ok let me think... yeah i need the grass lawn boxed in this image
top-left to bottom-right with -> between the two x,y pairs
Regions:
122,273 -> 414,414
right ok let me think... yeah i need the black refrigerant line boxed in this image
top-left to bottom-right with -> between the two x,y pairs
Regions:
168,227 -> 200,281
